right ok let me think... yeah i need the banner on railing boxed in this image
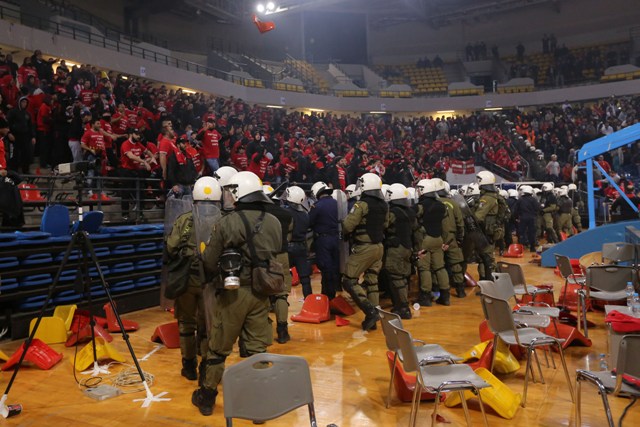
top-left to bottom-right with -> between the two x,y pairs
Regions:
451,160 -> 475,174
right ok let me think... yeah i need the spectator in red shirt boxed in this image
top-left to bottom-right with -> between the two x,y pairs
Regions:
36,95 -> 53,168
231,142 -> 248,171
597,155 -> 612,175
248,146 -> 271,180
80,117 -> 105,192
78,80 -> 95,107
195,118 -> 222,173
158,126 -> 177,182
118,128 -> 155,219
166,135 -> 197,197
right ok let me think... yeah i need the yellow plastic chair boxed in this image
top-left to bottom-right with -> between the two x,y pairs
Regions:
73,337 -> 126,371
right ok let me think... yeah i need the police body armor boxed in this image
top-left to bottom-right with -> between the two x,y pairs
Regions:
559,197 -> 573,214
387,205 -> 414,249
420,197 -> 445,237
354,195 -> 388,244
264,203 -> 293,253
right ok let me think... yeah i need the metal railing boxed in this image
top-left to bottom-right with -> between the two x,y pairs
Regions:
6,174 -> 164,232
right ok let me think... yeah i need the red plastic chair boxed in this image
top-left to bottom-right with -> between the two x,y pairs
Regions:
2,339 -> 63,371
150,322 -> 180,348
503,244 -> 524,258
103,302 -> 139,332
385,351 -> 441,402
291,294 -> 330,324
329,295 -> 356,316
18,183 -> 46,202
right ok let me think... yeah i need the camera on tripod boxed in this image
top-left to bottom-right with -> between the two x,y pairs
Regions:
218,249 -> 242,290
57,161 -> 99,175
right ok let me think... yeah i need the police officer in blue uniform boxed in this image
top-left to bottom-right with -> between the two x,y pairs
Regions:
309,181 -> 340,299
283,186 -> 313,298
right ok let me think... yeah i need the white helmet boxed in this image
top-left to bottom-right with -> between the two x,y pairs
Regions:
262,184 -> 275,196
431,178 -> 446,193
227,171 -> 265,202
533,188 -> 542,195
311,181 -> 331,198
568,183 -> 577,191
450,189 -> 458,196
443,181 -> 451,194
357,173 -> 383,192
477,171 -> 496,186
507,189 -> 518,198
193,176 -> 222,202
499,189 -> 508,198
284,186 -> 306,205
407,187 -> 417,202
460,185 -> 469,196
467,183 -> 480,196
213,166 -> 238,187
520,185 -> 534,195
561,185 -> 568,191
416,179 -> 438,196
386,183 -> 408,202
381,184 -> 390,197
345,184 -> 360,200
558,188 -> 568,197
541,182 -> 554,192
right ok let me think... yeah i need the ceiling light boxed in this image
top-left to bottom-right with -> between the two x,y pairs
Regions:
182,89 -> 196,94
266,105 -> 284,109
369,111 -> 387,114
436,110 -> 455,114
266,2 -> 275,11
256,4 -> 265,13
309,108 -> 324,112
484,107 -> 503,111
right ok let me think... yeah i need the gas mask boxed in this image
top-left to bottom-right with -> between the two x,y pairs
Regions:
219,249 -> 242,290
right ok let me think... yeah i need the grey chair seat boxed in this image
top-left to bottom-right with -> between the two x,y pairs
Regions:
578,370 -> 640,397
516,306 -> 561,318
513,313 -> 551,328
399,344 -> 462,365
589,289 -> 628,301
498,327 -> 565,346
514,284 -> 554,295
420,364 -> 490,391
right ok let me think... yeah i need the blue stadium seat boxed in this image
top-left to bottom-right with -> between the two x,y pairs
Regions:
94,247 -> 111,257
55,249 -> 81,262
0,278 -> 19,292
89,285 -> 106,297
113,244 -> 135,255
0,233 -> 17,242
71,211 -> 104,234
20,253 -> 53,266
111,262 -> 134,275
0,240 -> 18,249
54,290 -> 83,303
135,276 -> 158,288
135,259 -> 158,270
18,295 -> 52,310
110,280 -> 135,293
0,257 -> 19,269
136,242 -> 157,252
40,205 -> 70,237
20,274 -> 53,288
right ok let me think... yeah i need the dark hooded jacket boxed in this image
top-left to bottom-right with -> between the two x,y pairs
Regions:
7,97 -> 35,137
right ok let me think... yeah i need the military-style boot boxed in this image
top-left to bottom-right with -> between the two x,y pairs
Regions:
191,387 -> 218,416
181,358 -> 198,381
361,302 -> 380,331
416,291 -> 432,307
276,322 -> 290,344
455,284 -> 467,298
436,291 -> 451,306
238,337 -> 249,358
393,304 -> 412,320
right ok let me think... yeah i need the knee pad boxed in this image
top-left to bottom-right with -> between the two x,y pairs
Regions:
204,355 -> 227,367
450,262 -> 464,273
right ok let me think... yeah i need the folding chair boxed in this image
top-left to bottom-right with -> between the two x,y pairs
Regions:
479,291 -> 574,407
222,353 -> 317,426
482,278 -> 554,330
378,308 -> 460,408
555,254 -> 585,324
390,322 -> 490,427
576,334 -> 640,427
496,261 -> 554,303
580,265 -> 636,337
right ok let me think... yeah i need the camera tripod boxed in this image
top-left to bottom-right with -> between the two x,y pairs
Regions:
0,179 -> 169,417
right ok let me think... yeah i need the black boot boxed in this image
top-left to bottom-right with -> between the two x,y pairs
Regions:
416,291 -> 432,307
436,290 -> 451,306
393,304 -> 412,320
238,337 -> 249,358
191,387 -> 217,416
455,284 -> 467,298
181,358 -> 198,381
276,322 -> 290,344
361,302 -> 380,331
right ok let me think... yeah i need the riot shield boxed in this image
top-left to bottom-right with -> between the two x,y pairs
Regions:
333,189 -> 349,274
453,193 -> 489,251
161,196 -> 194,310
192,202 -> 222,332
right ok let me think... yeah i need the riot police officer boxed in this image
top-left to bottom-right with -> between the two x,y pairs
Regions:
193,171 -> 281,416
284,186 -> 312,298
557,187 -> 575,236
513,185 -> 540,252
213,166 -> 238,213
415,179 -> 450,306
346,183 -> 360,211
506,189 -> 519,247
473,171 -> 500,281
165,176 -> 221,381
342,173 -> 390,330
262,185 -> 293,344
435,179 -> 466,298
309,181 -> 341,299
383,183 -> 416,318
540,182 -> 559,243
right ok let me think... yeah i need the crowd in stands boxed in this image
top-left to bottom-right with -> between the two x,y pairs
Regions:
1,48 -> 640,226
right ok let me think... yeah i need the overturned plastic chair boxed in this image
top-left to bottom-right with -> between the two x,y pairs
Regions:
150,322 -> 180,348
329,295 -> 356,316
73,337 -> 126,371
575,334 -> 640,427
103,302 -> 139,332
291,294 -> 330,324
378,308 -> 460,408
222,353 -> 317,426
390,322 -> 490,427
2,339 -> 63,371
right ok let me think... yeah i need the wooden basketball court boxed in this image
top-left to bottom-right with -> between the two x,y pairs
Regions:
0,256 -> 636,426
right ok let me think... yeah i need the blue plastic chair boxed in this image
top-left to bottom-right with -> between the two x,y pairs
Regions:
54,290 -> 83,303
0,278 -> 19,292
0,233 -> 17,242
20,274 -> 53,288
19,295 -> 52,310
0,257 -> 19,269
111,280 -> 135,293
111,262 -> 134,275
137,242 -> 157,252
40,205 -> 70,237
135,259 -> 158,270
113,244 -> 135,255
71,211 -> 104,233
21,253 -> 53,266
135,276 -> 158,288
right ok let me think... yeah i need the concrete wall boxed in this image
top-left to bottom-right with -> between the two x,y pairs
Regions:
3,18 -> 640,115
